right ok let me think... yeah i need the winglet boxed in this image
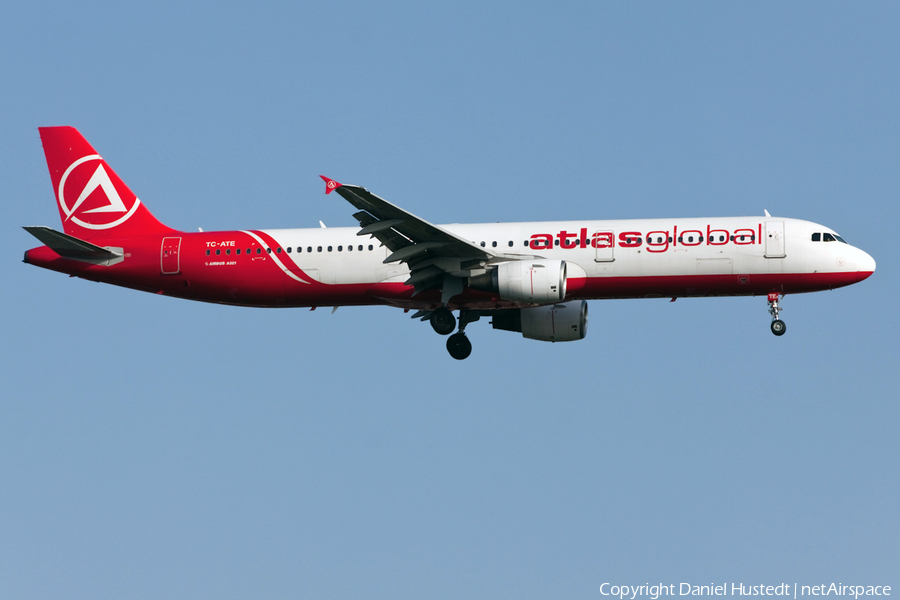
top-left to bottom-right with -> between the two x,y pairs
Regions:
320,175 -> 342,195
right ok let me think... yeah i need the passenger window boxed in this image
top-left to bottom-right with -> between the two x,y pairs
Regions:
267,248 -> 272,253
226,249 -> 230,255
216,249 -> 221,255
308,247 -> 312,253
347,245 -> 352,251
236,249 -> 241,255
276,248 -> 282,254
508,241 -> 513,247
338,246 -> 342,252
368,245 -> 373,250
317,246 -> 322,252
286,247 -> 291,253
328,246 -> 333,252
358,245 -> 363,251
256,248 -> 261,254
492,241 -> 497,247
205,249 -> 210,256
523,241 -> 528,247
555,239 -> 560,246
823,233 -> 836,242
480,241 -> 485,247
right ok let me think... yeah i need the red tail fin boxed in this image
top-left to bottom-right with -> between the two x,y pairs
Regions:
39,127 -> 174,241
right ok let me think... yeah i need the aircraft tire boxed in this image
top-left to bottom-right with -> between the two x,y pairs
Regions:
430,308 -> 456,335
446,333 -> 472,360
771,319 -> 787,336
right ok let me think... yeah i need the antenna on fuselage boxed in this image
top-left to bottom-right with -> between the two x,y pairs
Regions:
764,209 -> 771,217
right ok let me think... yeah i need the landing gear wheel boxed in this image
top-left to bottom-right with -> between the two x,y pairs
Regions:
430,308 -> 456,335
446,333 -> 472,360
771,319 -> 787,336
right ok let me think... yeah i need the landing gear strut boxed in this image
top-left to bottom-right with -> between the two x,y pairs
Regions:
768,292 -> 786,336
446,310 -> 479,360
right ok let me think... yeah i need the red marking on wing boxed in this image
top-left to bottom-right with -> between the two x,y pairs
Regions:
319,175 -> 342,195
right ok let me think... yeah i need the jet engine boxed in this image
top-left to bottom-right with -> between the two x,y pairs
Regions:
492,300 -> 588,342
469,259 -> 567,304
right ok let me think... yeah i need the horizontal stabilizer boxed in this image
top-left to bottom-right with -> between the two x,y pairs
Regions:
24,226 -> 123,264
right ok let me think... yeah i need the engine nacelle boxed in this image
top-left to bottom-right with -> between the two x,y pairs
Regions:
492,300 -> 588,342
470,259 -> 567,304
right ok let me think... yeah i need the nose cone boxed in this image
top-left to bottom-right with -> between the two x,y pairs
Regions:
858,248 -> 876,274
850,247 -> 876,284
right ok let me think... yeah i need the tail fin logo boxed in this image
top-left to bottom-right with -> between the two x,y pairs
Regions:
58,154 -> 142,230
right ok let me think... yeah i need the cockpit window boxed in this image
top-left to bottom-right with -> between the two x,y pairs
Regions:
823,233 -> 836,242
811,233 -> 821,242
835,235 -> 847,244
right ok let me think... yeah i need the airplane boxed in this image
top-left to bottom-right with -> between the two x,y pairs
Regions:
24,126 -> 876,360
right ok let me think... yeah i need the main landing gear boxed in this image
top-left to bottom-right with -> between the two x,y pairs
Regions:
768,292 -> 786,336
429,308 -> 479,360
416,308 -> 473,359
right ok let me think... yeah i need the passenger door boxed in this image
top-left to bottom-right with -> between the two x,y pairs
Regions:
765,222 -> 785,258
161,237 -> 182,274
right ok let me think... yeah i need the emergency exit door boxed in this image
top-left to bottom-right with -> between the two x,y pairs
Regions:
594,231 -> 615,262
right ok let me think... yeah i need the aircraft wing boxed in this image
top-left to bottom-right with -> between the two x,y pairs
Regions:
321,176 -> 501,293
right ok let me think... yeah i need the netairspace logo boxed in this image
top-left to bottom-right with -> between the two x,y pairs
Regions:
599,584 -> 892,600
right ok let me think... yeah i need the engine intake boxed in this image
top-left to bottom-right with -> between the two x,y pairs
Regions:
492,300 -> 588,342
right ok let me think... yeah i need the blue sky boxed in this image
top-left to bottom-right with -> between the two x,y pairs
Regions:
2,2 -> 898,598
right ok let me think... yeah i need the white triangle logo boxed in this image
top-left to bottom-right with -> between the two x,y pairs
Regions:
66,163 -> 127,220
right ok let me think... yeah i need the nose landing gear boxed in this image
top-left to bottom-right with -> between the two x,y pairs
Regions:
768,292 -> 786,336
